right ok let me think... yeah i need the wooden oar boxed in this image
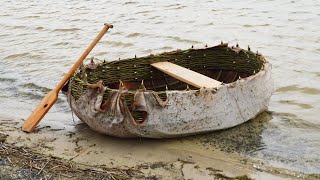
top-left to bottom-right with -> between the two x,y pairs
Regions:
22,23 -> 113,132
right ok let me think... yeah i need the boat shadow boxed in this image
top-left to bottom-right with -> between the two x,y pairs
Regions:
72,111 -> 272,156
186,111 -> 273,155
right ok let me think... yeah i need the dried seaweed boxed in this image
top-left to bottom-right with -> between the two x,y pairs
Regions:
0,142 -> 145,179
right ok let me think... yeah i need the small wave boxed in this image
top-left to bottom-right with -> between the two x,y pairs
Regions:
291,11 -> 309,14
271,112 -> 297,118
125,17 -> 136,21
35,26 -> 44,30
4,52 -> 41,60
111,32 -> 123,35
141,49 -> 153,54
279,100 -> 313,109
174,5 -> 187,10
53,28 -> 81,32
167,36 -> 201,44
75,6 -> 88,10
135,10 -> 151,14
276,85 -> 320,95
0,77 -> 16,83
126,33 -> 142,38
148,15 -> 160,20
70,19 -> 82,22
35,11 -> 45,14
159,46 -> 173,51
136,4 -> 151,7
13,25 -> 27,29
243,24 -> 253,28
22,15 -> 40,19
21,83 -> 51,93
164,3 -> 180,8
4,53 -> 30,59
166,5 -> 187,10
211,9 -> 222,12
240,7 -> 253,10
52,42 -> 70,46
95,52 -> 108,56
259,24 -> 270,27
19,90 -> 64,103
243,24 -> 270,28
123,1 -> 138,5
274,112 -> 320,129
19,91 -> 45,100
108,41 -> 134,47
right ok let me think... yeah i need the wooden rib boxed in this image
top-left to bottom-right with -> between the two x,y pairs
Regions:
151,62 -> 221,89
151,78 -> 156,91
216,70 -> 222,81
163,74 -> 170,89
231,72 -> 238,82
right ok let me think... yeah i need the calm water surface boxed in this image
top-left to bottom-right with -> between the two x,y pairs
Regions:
0,0 -> 319,175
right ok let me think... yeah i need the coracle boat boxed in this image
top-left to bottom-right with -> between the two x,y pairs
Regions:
64,43 -> 274,138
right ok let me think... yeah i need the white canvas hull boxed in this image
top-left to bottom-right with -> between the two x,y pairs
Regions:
67,63 -> 274,138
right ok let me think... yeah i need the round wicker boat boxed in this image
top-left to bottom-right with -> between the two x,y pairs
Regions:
64,43 -> 274,138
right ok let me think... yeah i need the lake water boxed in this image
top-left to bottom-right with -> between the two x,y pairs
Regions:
0,0 -> 319,176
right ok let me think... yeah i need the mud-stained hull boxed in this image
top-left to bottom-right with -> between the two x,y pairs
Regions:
67,62 -> 273,138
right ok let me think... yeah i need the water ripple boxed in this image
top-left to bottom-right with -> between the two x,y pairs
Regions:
276,85 -> 320,95
279,100 -> 314,109
22,15 -> 40,19
107,41 -> 134,47
0,77 -> 16,83
126,32 -> 142,38
4,53 -> 41,60
166,36 -> 202,44
53,28 -> 81,32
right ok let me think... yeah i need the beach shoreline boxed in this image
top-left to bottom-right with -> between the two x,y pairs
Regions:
1,116 -> 317,179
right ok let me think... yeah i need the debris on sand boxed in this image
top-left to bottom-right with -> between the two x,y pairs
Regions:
0,142 -> 145,179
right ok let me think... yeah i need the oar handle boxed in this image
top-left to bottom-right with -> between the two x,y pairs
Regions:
56,23 -> 113,91
22,23 -> 113,132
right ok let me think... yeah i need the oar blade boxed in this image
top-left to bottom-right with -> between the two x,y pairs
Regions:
22,90 -> 58,132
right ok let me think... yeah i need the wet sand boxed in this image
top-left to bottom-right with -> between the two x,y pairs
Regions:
1,115 -> 317,179
0,141 -> 142,179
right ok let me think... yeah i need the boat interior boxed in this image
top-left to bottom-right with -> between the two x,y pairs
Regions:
69,44 -> 264,95
66,44 -> 265,123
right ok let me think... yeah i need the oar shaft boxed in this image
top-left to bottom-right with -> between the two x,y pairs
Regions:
56,23 -> 113,91
22,23 -> 113,132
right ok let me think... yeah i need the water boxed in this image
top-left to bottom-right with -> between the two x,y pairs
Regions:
0,0 -> 319,175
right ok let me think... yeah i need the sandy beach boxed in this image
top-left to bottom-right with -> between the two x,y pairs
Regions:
1,114 -> 317,179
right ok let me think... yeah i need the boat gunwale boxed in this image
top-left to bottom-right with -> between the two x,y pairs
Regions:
72,59 -> 270,95
66,59 -> 273,138
68,44 -> 267,97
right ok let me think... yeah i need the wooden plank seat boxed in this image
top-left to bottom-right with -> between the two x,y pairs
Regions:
151,61 -> 222,89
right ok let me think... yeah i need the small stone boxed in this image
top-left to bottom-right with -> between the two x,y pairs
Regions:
0,133 -> 7,143
0,159 -> 6,166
